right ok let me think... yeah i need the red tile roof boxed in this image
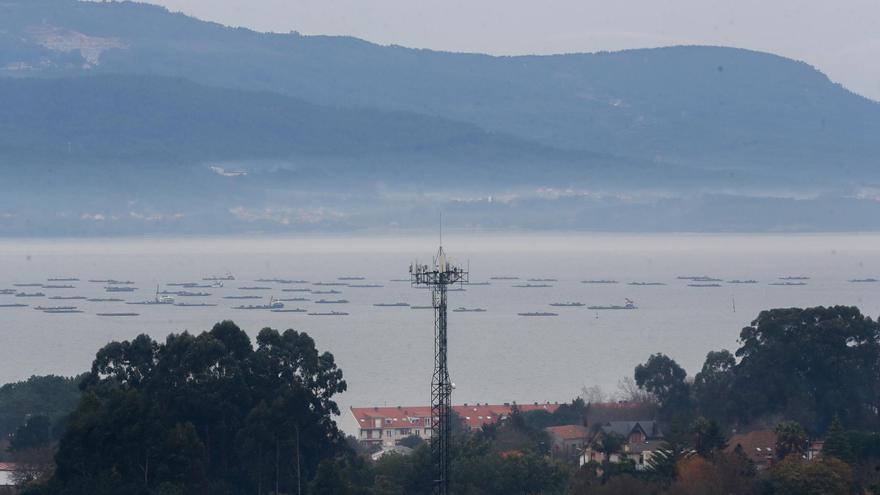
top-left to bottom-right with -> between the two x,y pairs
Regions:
351,403 -> 560,430
546,424 -> 590,440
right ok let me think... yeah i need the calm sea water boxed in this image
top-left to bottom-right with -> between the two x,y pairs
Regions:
1,233 -> 879,433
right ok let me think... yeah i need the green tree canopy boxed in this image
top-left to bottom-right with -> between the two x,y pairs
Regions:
8,415 -> 52,452
769,456 -> 853,495
634,353 -> 691,422
690,416 -> 727,458
821,417 -> 854,464
692,350 -> 736,424
43,321 -> 347,495
775,421 -> 808,459
733,306 -> 880,432
0,375 -> 83,438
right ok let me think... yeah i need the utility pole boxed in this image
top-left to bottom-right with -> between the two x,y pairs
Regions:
411,243 -> 467,494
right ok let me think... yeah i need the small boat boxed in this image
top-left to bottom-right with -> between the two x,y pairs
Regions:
277,297 -> 310,302
549,302 -> 585,307
105,286 -> 137,292
168,282 -> 199,287
518,312 -> 558,317
780,276 -> 810,280
490,276 -> 519,280
313,282 -> 348,286
16,292 -> 45,297
177,291 -> 211,297
589,299 -> 637,310
512,283 -> 552,288
464,282 -> 491,286
270,308 -> 307,313
373,302 -> 410,307
452,307 -> 486,313
770,282 -> 807,286
87,298 -> 124,302
239,286 -> 271,290
849,278 -> 879,283
34,306 -> 77,311
174,303 -> 218,307
313,290 -> 342,295
527,278 -> 558,282
97,312 -> 140,317
42,309 -> 83,314
315,299 -> 349,304
281,288 -> 312,292
581,280 -> 618,284
338,276 -> 366,281
411,306 -> 434,310
256,278 -> 295,283
0,303 -> 28,308
203,273 -> 235,281
727,279 -> 758,284
105,280 -> 135,285
13,283 -> 43,287
49,296 -> 88,300
688,283 -> 721,288
47,278 -> 79,282
307,311 -> 349,316
0,289 -> 18,294
128,286 -> 175,305
223,295 -> 261,300
42,284 -> 75,289
349,284 -> 384,288
628,282 -> 666,286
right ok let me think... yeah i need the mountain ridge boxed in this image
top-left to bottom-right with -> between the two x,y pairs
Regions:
2,0 -> 879,178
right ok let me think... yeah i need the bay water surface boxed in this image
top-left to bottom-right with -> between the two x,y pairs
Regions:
1,233 -> 878,432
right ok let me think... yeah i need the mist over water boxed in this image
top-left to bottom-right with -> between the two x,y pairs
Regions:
2,232 -> 879,433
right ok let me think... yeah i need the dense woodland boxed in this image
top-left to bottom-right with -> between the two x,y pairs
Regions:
4,305 -> 880,494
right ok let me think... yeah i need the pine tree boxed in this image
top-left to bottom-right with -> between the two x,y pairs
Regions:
821,416 -> 854,464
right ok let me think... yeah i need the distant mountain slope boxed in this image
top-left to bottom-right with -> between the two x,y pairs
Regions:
2,75 -> 702,189
0,75 -> 514,161
2,0 -> 880,179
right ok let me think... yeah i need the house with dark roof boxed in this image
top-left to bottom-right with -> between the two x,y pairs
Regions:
726,429 -> 777,470
580,421 -> 665,470
545,424 -> 591,462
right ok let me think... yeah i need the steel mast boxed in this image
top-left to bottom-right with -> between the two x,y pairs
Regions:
410,244 -> 467,494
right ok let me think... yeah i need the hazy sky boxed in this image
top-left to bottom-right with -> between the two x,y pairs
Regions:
146,0 -> 880,100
